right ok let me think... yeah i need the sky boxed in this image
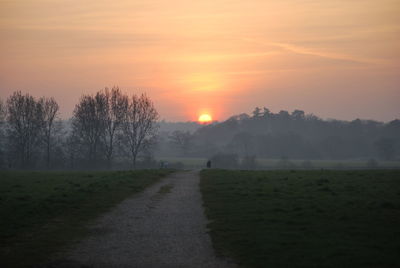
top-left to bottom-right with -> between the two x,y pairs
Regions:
0,0 -> 399,122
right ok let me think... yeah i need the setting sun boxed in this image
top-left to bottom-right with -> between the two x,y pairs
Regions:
198,114 -> 212,123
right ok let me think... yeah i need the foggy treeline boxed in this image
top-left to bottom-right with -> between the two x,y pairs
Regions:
0,90 -> 399,170
157,108 -> 400,168
0,88 -> 158,170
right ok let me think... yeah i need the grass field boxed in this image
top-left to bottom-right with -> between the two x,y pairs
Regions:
158,157 -> 400,169
200,169 -> 400,267
0,169 -> 174,267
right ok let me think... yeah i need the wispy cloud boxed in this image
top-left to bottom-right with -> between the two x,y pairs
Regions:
242,37 -> 387,65
170,51 -> 280,62
268,42 -> 386,65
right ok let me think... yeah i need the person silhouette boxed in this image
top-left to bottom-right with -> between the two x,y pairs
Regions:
206,160 -> 211,168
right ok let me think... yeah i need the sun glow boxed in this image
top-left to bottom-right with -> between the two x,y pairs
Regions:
184,72 -> 223,92
198,114 -> 212,123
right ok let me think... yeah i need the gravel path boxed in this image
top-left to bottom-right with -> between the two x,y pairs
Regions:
53,170 -> 235,268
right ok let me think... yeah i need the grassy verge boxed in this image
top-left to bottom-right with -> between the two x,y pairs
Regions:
200,169 -> 400,267
157,157 -> 400,169
0,169 -> 174,267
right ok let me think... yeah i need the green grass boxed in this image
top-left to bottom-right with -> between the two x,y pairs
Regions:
0,169 -> 174,267
256,159 -> 400,169
157,157 -> 400,169
200,169 -> 400,267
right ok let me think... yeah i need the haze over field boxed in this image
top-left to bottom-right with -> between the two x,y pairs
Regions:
1,0 -> 399,121
1,3 -> 400,266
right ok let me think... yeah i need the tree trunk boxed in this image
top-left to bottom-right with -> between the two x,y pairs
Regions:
46,140 -> 50,169
132,152 -> 137,169
107,155 -> 112,169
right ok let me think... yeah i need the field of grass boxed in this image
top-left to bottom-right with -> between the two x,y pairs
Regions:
256,159 -> 400,169
157,157 -> 400,169
0,169 -> 174,267
200,169 -> 400,267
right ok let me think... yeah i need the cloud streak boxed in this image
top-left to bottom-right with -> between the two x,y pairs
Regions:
268,42 -> 386,65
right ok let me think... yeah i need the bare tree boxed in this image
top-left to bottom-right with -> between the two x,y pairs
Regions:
101,87 -> 128,168
291,109 -> 305,120
71,93 -> 107,166
6,92 -> 43,168
122,94 -> 158,168
0,99 -> 5,122
0,98 -> 6,139
65,125 -> 80,169
252,107 -> 262,118
39,97 -> 59,168
0,99 -> 6,167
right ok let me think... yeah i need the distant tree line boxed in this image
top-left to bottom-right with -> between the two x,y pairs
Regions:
1,92 -> 399,170
157,107 -> 400,164
0,88 -> 158,170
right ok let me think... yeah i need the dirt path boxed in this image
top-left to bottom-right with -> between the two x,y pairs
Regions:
53,170 -> 235,268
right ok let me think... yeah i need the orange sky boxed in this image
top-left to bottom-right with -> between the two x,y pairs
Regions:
0,0 -> 399,121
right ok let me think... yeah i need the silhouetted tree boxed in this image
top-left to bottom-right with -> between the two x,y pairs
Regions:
6,92 -> 43,168
100,87 -> 128,168
0,99 -> 6,167
292,109 -> 305,120
71,93 -> 106,166
305,113 -> 320,121
0,99 -> 5,122
179,106 -> 400,161
252,107 -> 262,118
122,94 -> 158,168
278,110 -> 290,120
39,97 -> 59,168
262,107 -> 272,118
65,126 -> 80,169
